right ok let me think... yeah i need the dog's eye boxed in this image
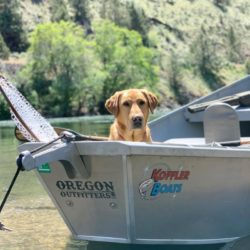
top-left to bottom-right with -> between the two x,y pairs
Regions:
139,100 -> 145,106
123,101 -> 130,107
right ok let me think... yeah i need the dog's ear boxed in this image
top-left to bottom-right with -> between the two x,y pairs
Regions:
141,90 -> 158,113
105,91 -> 123,116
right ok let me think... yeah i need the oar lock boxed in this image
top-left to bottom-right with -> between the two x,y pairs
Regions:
60,131 -> 76,143
16,131 -> 90,179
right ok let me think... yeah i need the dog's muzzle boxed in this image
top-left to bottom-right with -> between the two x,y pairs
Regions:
132,116 -> 143,129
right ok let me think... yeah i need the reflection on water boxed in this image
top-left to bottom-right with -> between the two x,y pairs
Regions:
0,116 -> 225,250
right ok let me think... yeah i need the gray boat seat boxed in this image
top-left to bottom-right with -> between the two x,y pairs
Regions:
164,103 -> 241,146
203,103 -> 240,144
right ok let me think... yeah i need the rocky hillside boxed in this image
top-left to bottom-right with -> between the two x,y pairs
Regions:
2,0 -> 250,107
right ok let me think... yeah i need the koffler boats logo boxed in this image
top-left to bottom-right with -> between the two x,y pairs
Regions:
139,163 -> 190,200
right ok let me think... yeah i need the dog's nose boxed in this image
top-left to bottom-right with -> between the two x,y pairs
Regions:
132,116 -> 143,128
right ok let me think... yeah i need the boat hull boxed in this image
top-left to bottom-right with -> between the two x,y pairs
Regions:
19,141 -> 250,244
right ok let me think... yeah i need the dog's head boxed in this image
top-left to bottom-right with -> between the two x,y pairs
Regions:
105,89 -> 158,130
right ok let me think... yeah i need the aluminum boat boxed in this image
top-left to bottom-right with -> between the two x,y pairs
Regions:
18,75 -> 250,245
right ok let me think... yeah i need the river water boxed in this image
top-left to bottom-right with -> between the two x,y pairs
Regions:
0,116 -> 227,250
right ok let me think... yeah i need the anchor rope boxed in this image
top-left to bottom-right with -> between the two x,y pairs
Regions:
0,165 -> 22,214
29,133 -> 65,154
0,133 -> 67,216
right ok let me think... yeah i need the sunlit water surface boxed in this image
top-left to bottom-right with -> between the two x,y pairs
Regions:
0,116 -> 226,250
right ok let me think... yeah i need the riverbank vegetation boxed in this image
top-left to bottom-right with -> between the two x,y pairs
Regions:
1,0 -> 250,119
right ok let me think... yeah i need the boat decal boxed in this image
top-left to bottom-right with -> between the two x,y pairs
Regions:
56,180 -> 116,199
38,163 -> 51,173
139,163 -> 190,200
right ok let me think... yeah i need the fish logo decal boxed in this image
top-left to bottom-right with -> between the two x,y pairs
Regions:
139,178 -> 155,200
139,163 -> 190,200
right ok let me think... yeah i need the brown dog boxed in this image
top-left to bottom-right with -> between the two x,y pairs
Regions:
105,89 -> 158,142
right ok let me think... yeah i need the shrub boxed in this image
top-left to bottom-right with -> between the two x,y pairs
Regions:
0,34 -> 10,59
50,0 -> 70,22
0,0 -> 28,52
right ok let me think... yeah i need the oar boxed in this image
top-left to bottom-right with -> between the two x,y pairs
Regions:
15,126 -> 108,142
0,76 -> 108,143
188,91 -> 250,113
0,75 -> 58,142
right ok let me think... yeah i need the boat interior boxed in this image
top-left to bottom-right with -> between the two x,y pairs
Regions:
164,102 -> 250,147
149,76 -> 250,147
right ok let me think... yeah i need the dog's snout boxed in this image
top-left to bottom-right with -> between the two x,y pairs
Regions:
132,116 -> 143,128
132,116 -> 142,123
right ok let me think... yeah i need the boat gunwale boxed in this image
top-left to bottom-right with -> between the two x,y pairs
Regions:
18,140 -> 250,158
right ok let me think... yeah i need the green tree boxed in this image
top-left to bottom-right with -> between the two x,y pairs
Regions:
100,0 -> 130,28
0,97 -> 10,120
94,21 -> 158,113
0,0 -> 28,52
227,26 -> 242,63
0,33 -> 9,59
70,0 -> 92,34
214,0 -> 231,11
18,21 -> 158,116
19,21 -> 103,117
128,3 -> 149,46
191,24 -> 224,89
50,0 -> 70,22
245,59 -> 250,75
